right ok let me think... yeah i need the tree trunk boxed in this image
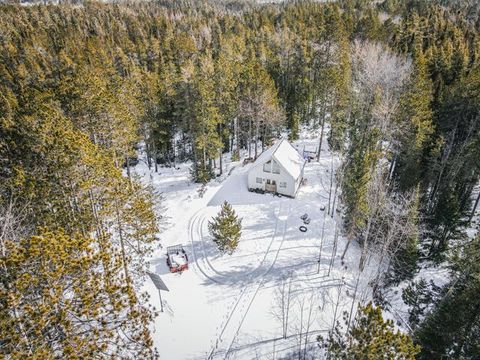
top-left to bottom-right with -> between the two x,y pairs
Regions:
469,188 -> 480,223
173,137 -> 177,169
248,117 -> 252,158
347,272 -> 361,333
153,141 -> 158,173
285,276 -> 292,339
328,224 -> 339,276
114,198 -> 131,288
125,155 -> 131,182
145,134 -> 152,170
332,281 -> 344,332
316,115 -> 326,162
359,216 -> 373,271
317,210 -> 327,273
340,238 -> 351,263
428,124 -> 457,209
328,153 -> 334,215
388,154 -> 396,181
331,179 -> 339,219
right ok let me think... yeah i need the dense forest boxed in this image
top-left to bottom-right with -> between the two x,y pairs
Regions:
0,0 -> 479,358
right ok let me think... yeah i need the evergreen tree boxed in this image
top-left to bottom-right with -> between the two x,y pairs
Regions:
342,128 -> 379,239
2,2 -> 480,356
319,302 -> 420,359
415,233 -> 480,358
0,229 -> 156,359
402,279 -> 438,330
238,48 -> 284,159
394,50 -> 435,191
208,201 -> 242,255
191,53 -> 223,182
425,67 -> 480,255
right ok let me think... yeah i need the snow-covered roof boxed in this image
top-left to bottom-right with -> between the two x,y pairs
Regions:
252,139 -> 305,179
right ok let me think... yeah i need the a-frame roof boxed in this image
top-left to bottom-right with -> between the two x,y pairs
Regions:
252,139 -> 305,179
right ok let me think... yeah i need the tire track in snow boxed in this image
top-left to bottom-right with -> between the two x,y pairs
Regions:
198,215 -> 232,280
209,204 -> 292,360
188,209 -> 222,284
193,203 -> 283,284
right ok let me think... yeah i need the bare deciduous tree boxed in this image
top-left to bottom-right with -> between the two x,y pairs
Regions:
271,275 -> 294,339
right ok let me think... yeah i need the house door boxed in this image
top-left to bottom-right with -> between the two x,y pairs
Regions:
265,179 -> 277,193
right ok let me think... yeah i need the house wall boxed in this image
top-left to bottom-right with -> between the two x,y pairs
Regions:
247,160 -> 297,197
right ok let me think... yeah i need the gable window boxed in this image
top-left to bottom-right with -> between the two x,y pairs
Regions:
279,182 -> 287,188
272,160 -> 280,174
256,177 -> 263,184
263,160 -> 271,173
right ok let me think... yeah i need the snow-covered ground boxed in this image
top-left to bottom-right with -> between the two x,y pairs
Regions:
133,135 -> 380,360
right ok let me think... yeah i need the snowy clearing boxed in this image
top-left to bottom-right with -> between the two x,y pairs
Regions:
135,136 -> 379,360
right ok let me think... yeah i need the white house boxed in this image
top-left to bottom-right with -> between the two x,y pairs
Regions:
247,139 -> 306,198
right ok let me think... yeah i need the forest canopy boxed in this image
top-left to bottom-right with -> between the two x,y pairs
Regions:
0,0 -> 479,358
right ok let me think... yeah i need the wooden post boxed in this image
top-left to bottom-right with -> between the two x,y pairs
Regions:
158,289 -> 164,313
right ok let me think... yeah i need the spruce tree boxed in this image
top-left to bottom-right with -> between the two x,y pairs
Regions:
208,201 -> 242,255
415,233 -> 480,358
402,279 -> 438,330
394,51 -> 434,191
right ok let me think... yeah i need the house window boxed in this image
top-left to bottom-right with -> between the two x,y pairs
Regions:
263,160 -> 271,173
256,177 -> 263,184
272,160 -> 280,174
279,182 -> 287,188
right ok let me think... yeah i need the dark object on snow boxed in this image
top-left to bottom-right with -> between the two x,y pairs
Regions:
166,244 -> 189,273
300,213 -> 309,221
299,226 -> 308,232
303,218 -> 310,225
320,206 -> 325,211
243,157 -> 254,165
251,188 -> 265,194
303,150 -> 316,161
147,272 -> 169,292
147,272 -> 169,313
123,156 -> 139,168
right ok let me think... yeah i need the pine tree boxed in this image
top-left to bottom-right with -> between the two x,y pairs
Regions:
415,233 -> 480,358
319,302 -> 420,359
0,229 -> 156,359
190,53 -> 223,182
208,201 -> 242,255
238,49 -> 284,159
